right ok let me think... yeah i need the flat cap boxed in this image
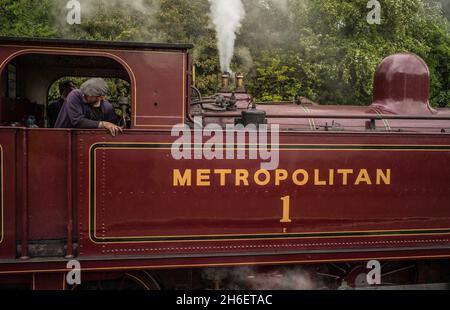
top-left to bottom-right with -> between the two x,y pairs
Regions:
80,78 -> 109,97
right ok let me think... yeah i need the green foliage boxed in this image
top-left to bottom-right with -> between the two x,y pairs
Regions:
156,0 -> 220,94
56,0 -> 162,41
251,51 -> 303,101
277,0 -> 450,105
0,0 -> 57,37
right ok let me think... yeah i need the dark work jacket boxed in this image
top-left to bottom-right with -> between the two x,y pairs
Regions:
55,90 -> 118,129
48,98 -> 64,128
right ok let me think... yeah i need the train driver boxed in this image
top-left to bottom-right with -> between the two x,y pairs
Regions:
55,78 -> 123,136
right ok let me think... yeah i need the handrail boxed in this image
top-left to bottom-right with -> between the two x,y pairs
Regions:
202,112 -> 450,121
65,131 -> 74,259
20,130 -> 29,260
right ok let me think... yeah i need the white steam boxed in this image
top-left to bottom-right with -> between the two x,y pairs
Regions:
202,267 -> 321,290
78,0 -> 159,16
209,0 -> 246,73
269,0 -> 289,13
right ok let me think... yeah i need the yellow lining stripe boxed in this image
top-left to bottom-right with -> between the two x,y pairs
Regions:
2,253 -> 450,275
0,145 -> 3,245
88,142 -> 450,244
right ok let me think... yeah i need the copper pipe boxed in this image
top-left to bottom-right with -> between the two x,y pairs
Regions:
221,73 -> 230,91
235,73 -> 244,91
65,131 -> 74,259
20,130 -> 29,260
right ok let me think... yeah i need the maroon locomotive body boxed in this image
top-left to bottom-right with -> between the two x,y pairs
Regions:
0,37 -> 449,290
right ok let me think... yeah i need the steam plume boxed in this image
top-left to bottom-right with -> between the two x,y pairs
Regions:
209,0 -> 246,73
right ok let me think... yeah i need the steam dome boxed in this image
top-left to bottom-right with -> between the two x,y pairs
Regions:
371,53 -> 436,115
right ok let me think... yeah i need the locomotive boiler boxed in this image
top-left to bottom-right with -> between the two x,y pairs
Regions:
0,36 -> 449,290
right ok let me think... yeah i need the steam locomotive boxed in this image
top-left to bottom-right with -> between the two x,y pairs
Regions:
0,36 -> 449,290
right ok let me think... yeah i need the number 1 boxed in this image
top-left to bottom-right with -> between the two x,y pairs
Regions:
280,196 -> 292,223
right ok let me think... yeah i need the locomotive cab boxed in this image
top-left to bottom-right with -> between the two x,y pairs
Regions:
0,53 -> 131,128
0,37 -> 192,261
0,37 -> 192,130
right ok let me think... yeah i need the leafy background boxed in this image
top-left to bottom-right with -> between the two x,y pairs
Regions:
1,0 -> 449,106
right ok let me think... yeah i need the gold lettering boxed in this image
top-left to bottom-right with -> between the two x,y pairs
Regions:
235,169 -> 250,186
377,169 -> 391,185
338,169 -> 354,185
197,169 -> 211,186
275,169 -> 288,186
173,168 -> 390,188
314,169 -> 327,186
329,169 -> 335,186
280,196 -> 292,223
355,169 -> 372,185
173,169 -> 191,186
254,169 -> 271,186
292,169 -> 309,186
214,169 -> 232,186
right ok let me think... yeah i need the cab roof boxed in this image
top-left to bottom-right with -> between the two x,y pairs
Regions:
0,36 -> 193,51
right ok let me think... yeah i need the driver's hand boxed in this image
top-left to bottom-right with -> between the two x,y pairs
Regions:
99,121 -> 123,137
